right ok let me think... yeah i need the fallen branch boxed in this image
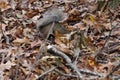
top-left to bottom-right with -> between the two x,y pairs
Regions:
47,45 -> 104,79
47,45 -> 82,79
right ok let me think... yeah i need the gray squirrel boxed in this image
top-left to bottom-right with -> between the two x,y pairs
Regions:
37,8 -> 69,39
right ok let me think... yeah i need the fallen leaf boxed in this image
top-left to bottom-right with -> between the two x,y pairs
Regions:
0,0 -> 10,11
13,37 -> 30,44
68,8 -> 80,21
89,14 -> 95,23
0,61 -> 16,71
25,9 -> 39,18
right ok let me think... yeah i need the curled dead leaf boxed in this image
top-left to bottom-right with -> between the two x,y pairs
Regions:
68,8 -> 80,21
13,37 -> 30,44
25,9 -> 39,18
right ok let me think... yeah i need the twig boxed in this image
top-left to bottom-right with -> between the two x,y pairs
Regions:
73,47 -> 81,65
100,7 -> 120,51
106,42 -> 120,53
112,75 -> 120,80
100,1 -> 108,12
36,67 -> 56,80
32,22 -> 55,68
26,22 -> 56,79
47,45 -> 83,79
26,43 -> 46,79
101,22 -> 116,51
55,69 -> 77,78
78,69 -> 103,77
95,13 -> 117,62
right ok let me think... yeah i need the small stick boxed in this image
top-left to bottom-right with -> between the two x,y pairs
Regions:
36,67 -> 57,80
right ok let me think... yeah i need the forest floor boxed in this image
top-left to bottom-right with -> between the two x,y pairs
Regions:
0,0 -> 120,80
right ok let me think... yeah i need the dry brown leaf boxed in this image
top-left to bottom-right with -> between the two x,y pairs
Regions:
55,43 -> 72,55
0,61 -> 16,71
55,37 -> 68,47
97,62 -> 114,74
30,40 -> 42,48
103,23 -> 111,30
82,19 -> 94,26
29,73 -> 36,80
13,37 -> 30,44
25,9 -> 39,18
61,66 -> 70,74
68,8 -> 80,21
73,22 -> 86,30
88,57 -> 95,67
15,27 -> 23,38
23,28 -> 33,38
20,67 -> 29,75
85,36 -> 95,51
0,0 -> 10,11
97,40 -> 105,48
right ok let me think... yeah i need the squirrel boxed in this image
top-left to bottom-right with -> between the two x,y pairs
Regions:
37,8 -> 69,39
